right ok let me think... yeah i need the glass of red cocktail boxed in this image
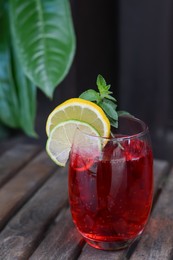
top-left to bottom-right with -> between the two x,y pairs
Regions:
68,115 -> 153,250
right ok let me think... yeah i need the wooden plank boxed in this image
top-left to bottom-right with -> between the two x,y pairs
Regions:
30,209 -> 85,260
0,151 -> 56,230
130,167 -> 173,260
0,167 -> 68,260
0,144 -> 41,187
153,159 -> 170,193
0,136 -> 27,156
77,160 -> 170,260
79,244 -> 123,260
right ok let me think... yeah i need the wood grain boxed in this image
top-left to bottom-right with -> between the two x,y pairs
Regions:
130,167 -> 173,260
0,144 -> 41,187
0,167 -> 68,260
0,136 -> 27,156
30,209 -> 85,260
153,159 -> 170,194
0,151 -> 56,230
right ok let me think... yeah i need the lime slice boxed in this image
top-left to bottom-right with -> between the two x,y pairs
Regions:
46,119 -> 101,167
46,98 -> 110,138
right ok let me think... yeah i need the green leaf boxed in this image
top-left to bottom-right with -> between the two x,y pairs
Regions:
99,99 -> 118,120
0,2 -> 37,137
96,74 -> 107,94
9,0 -> 76,98
78,74 -> 132,129
108,116 -> 118,128
0,0 -> 3,17
11,44 -> 37,137
104,99 -> 117,110
105,85 -> 111,91
97,74 -> 106,86
0,1 -> 20,128
79,89 -> 100,102
104,94 -> 117,102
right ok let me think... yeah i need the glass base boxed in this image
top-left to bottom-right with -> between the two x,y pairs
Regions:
84,237 -> 134,251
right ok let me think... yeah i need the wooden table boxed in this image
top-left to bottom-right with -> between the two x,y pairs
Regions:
0,140 -> 172,260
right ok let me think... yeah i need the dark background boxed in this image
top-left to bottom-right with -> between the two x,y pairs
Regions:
36,0 -> 173,162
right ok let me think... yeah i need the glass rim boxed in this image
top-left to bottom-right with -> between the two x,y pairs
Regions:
76,116 -> 149,142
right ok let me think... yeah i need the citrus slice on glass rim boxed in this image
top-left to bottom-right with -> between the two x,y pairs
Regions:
46,98 -> 110,137
46,120 -> 102,167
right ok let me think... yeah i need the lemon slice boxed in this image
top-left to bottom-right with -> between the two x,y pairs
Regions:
46,119 -> 101,167
46,98 -> 110,137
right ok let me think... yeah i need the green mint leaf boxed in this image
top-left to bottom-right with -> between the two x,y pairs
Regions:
79,74 -> 132,129
107,90 -> 113,94
104,94 -> 117,102
96,74 -> 108,94
104,99 -> 117,110
97,74 -> 106,87
102,85 -> 111,92
79,89 -> 100,102
106,84 -> 111,90
99,99 -> 118,120
108,117 -> 118,128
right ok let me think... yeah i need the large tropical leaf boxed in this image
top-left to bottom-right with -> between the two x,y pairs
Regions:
9,0 -> 76,98
0,2 -> 20,128
11,44 -> 37,137
0,1 -> 37,137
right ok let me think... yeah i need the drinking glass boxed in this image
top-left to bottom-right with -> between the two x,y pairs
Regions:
68,116 -> 153,250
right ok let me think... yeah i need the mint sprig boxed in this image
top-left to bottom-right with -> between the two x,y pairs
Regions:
79,74 -> 130,128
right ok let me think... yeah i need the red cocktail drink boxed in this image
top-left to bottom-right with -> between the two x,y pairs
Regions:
68,116 -> 153,250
